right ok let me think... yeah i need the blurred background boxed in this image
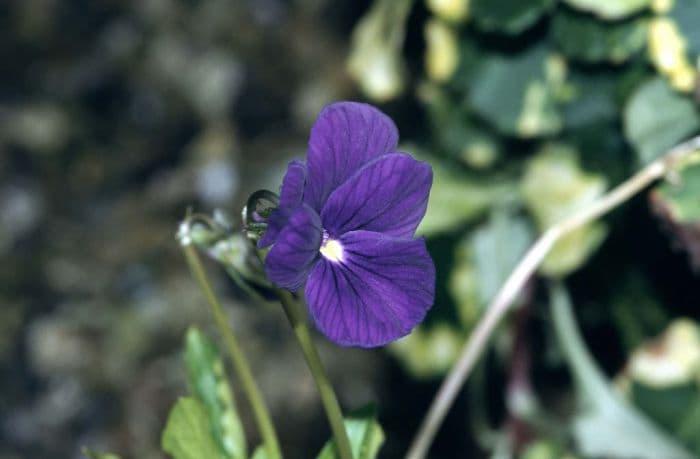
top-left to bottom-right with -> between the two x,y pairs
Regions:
1,0 -> 700,458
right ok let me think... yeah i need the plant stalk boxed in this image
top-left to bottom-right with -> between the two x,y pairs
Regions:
182,244 -> 282,459
277,289 -> 354,459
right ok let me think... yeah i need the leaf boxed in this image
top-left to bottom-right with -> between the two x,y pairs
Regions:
346,0 -> 411,101
552,10 -> 647,64
421,84 -> 501,169
250,446 -> 270,459
562,0 -> 650,20
316,407 -> 385,459
469,45 -> 566,138
389,324 -> 463,377
650,164 -> 700,270
654,164 -> 700,223
668,0 -> 700,57
447,209 -> 533,333
549,283 -> 695,459
470,210 -> 534,305
82,449 -> 121,459
416,157 -> 515,237
563,71 -> 618,129
619,318 -> 700,455
184,327 -> 247,459
471,0 -> 554,35
624,77 -> 700,165
424,18 -> 460,83
162,397 -> 224,459
521,144 -> 608,276
631,382 -> 699,434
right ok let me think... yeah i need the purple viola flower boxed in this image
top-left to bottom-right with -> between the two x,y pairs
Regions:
259,102 -> 435,347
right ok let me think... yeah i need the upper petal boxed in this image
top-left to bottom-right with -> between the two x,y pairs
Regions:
264,203 -> 322,291
320,153 -> 432,238
258,160 -> 307,248
305,230 -> 435,347
305,102 -> 399,211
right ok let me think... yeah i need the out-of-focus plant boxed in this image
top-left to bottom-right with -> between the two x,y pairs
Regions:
94,0 -> 700,457
345,0 -> 700,457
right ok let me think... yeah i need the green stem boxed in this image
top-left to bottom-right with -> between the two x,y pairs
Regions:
182,244 -> 282,459
277,289 -> 354,459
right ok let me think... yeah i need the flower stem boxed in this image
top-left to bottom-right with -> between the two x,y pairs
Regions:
182,244 -> 282,459
277,289 -> 354,459
406,135 -> 700,459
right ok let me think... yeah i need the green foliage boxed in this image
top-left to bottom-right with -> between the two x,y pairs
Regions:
552,10 -> 647,64
668,0 -> 700,56
316,407 -> 385,459
416,156 -> 515,236
550,284 -> 695,459
521,144 -> 608,276
364,0 -> 700,455
162,397 -> 225,459
185,327 -> 247,459
469,45 -> 567,138
655,163 -> 700,222
389,324 -> 463,377
471,0 -> 554,35
619,318 -> 700,456
624,77 -> 700,165
562,0 -> 650,20
82,449 -> 121,459
162,329 -> 248,459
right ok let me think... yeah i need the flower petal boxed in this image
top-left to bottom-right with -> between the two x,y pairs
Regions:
264,204 -> 322,291
320,153 -> 432,238
305,230 -> 435,347
259,160 -> 307,248
305,102 -> 399,211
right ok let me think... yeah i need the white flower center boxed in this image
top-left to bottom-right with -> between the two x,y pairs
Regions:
320,238 -> 344,263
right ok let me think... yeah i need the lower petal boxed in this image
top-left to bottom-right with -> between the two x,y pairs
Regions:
305,230 -> 435,347
264,204 -> 322,291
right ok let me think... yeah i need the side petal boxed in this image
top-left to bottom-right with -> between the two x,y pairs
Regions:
305,102 -> 399,211
264,204 -> 322,291
278,159 -> 307,209
305,231 -> 435,347
258,160 -> 307,248
320,153 -> 432,239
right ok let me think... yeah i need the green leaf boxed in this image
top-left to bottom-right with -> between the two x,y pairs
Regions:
421,85 -> 501,169
316,407 -> 385,459
389,324 -> 463,377
521,144 -> 608,276
654,164 -> 700,223
631,382 -> 699,434
82,448 -> 121,459
668,0 -> 700,56
562,0 -> 650,20
415,157 -> 515,237
184,327 -> 247,459
162,397 -> 224,459
650,164 -> 700,269
619,318 -> 700,455
470,209 -> 534,305
549,283 -> 695,459
250,446 -> 270,459
552,10 -> 647,64
471,0 -> 554,35
469,45 -> 566,138
447,209 -> 533,332
518,440 -> 573,459
563,71 -> 618,129
624,77 -> 700,165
